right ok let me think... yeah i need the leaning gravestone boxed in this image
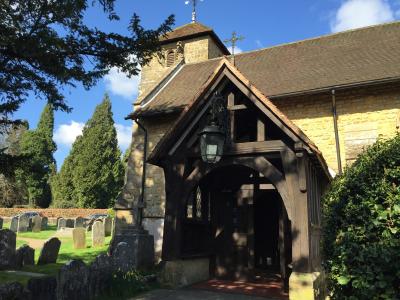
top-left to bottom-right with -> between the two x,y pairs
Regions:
17,214 -> 29,232
56,260 -> 89,300
72,228 -> 86,249
0,217 -> 3,229
74,217 -> 85,228
57,218 -> 66,230
0,229 -> 16,270
10,216 -> 18,232
16,245 -> 35,268
41,216 -> 48,230
38,237 -> 61,265
32,215 -> 42,232
91,221 -> 104,247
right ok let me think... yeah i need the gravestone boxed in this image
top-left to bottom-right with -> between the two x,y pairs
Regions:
32,215 -> 42,232
91,221 -> 104,247
10,216 -> 18,232
66,219 -> 74,228
56,260 -> 89,300
57,218 -> 66,230
41,217 -> 48,230
104,217 -> 112,236
0,217 -> 3,229
89,254 -> 113,298
38,237 -> 61,265
16,245 -> 35,268
72,228 -> 86,249
74,217 -> 85,228
27,276 -> 57,300
0,282 -> 25,299
112,242 -> 134,272
17,214 -> 29,232
0,229 -> 16,270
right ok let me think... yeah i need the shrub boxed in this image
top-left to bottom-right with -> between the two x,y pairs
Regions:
322,135 -> 400,299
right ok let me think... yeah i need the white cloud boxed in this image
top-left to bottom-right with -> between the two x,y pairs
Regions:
331,0 -> 395,32
115,124 -> 132,151
255,40 -> 263,48
54,121 -> 84,147
104,67 -> 141,100
232,46 -> 243,54
55,121 -> 131,152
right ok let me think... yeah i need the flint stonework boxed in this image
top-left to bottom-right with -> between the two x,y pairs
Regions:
38,237 -> 61,265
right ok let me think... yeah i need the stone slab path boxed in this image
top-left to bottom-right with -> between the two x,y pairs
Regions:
130,289 -> 276,300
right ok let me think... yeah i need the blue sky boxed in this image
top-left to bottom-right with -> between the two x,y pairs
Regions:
14,0 -> 400,169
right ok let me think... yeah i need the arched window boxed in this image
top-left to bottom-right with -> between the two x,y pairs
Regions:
186,186 -> 209,221
166,50 -> 175,67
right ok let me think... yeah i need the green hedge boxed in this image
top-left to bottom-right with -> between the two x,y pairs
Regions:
322,135 -> 400,300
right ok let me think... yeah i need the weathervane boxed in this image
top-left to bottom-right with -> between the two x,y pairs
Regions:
185,0 -> 203,23
224,31 -> 245,57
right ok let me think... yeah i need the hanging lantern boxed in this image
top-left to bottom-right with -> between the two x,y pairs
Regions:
199,122 -> 225,163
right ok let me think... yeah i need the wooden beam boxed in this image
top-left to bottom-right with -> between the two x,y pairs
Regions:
227,104 -> 247,111
225,140 -> 286,155
257,119 -> 265,142
228,92 -> 235,142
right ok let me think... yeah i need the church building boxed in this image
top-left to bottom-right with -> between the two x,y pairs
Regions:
114,21 -> 400,299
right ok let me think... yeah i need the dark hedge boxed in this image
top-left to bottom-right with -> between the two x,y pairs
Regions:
322,134 -> 400,300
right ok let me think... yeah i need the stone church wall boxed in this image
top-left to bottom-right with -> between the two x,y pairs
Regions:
274,83 -> 400,173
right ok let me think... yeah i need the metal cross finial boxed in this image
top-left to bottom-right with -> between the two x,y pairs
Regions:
224,31 -> 245,56
185,0 -> 203,23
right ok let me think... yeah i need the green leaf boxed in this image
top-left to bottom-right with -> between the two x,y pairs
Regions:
337,276 -> 351,285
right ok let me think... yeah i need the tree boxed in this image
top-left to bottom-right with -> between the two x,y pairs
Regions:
0,122 -> 29,207
322,135 -> 400,299
18,104 -> 56,207
0,0 -> 174,173
53,95 -> 124,208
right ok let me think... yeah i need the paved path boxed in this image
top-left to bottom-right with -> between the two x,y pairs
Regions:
4,270 -> 46,278
130,289 -> 276,300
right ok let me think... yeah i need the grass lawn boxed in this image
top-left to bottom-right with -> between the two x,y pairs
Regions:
0,222 -> 112,282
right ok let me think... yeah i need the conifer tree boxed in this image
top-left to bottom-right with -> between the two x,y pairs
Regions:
53,95 -> 124,208
19,104 -> 56,207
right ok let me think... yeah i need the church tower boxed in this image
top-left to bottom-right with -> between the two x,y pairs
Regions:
135,22 -> 229,107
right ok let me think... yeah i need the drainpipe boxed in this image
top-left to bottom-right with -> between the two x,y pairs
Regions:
133,118 -> 148,229
331,90 -> 343,175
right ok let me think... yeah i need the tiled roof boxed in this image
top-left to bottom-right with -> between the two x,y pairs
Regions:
135,21 -> 400,117
160,22 -> 213,43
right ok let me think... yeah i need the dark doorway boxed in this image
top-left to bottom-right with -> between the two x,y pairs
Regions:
254,190 -> 281,272
196,164 -> 292,285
